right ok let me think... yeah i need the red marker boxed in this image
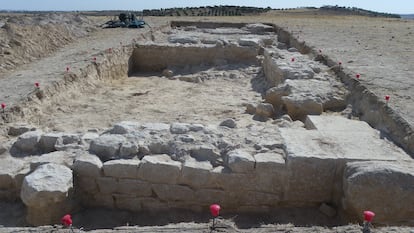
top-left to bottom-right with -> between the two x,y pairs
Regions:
1,103 -> 5,110
35,82 -> 40,88
356,74 -> 360,79
66,66 -> 70,72
210,204 -> 221,229
291,57 -> 295,62
363,210 -> 375,222
385,95 -> 390,102
319,49 -> 322,53
93,57 -> 97,62
61,214 -> 72,227
338,61 -> 342,66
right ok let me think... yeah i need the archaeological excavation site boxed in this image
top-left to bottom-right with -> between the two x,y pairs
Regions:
0,14 -> 413,232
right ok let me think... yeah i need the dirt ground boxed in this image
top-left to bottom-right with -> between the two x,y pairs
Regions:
1,12 -> 414,232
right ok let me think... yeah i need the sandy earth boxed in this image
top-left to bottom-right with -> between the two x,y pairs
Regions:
1,13 -> 414,232
34,66 -> 263,133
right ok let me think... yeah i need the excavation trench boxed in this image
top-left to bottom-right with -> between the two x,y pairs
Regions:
0,21 -> 413,229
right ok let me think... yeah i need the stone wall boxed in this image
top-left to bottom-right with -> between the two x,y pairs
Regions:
128,44 -> 258,75
73,153 -> 285,213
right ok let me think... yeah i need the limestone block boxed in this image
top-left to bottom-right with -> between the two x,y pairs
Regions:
20,163 -> 73,226
39,132 -> 62,153
153,184 -> 195,201
119,141 -> 139,158
168,201 -> 203,212
96,177 -> 118,194
244,23 -> 274,34
138,154 -> 182,184
255,103 -> 275,118
162,69 -> 174,78
178,134 -> 195,143
140,197 -> 167,211
110,121 -> 141,134
219,118 -> 237,128
226,149 -> 255,173
12,130 -> 42,154
282,95 -> 323,120
21,163 -> 73,206
81,132 -> 99,145
179,158 -> 212,188
30,151 -> 75,171
148,140 -> 171,155
54,133 -> 82,151
265,85 -> 290,109
91,193 -> 114,208
343,161 -> 414,224
189,124 -> 204,132
319,203 -> 337,217
170,123 -> 190,134
75,176 -> 98,193
103,159 -> 140,179
238,37 -> 262,47
254,152 -> 285,172
195,189 -> 226,204
0,144 -> 6,155
190,145 -> 222,165
58,133 -> 80,145
72,153 -> 103,177
141,123 -> 170,132
284,154 -> 337,205
118,179 -> 152,197
207,166 -> 254,191
0,157 -> 25,189
237,205 -> 271,213
89,134 -> 126,160
8,123 -> 36,136
168,35 -> 199,44
302,115 -> 411,161
114,194 -> 141,211
240,191 -> 280,206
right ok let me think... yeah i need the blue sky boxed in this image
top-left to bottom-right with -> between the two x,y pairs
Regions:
1,0 -> 413,14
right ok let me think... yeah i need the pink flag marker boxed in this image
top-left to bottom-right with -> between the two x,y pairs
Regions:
291,57 -> 295,62
385,95 -> 390,102
356,74 -> 360,79
35,82 -> 40,88
66,66 -> 70,72
209,203 -> 221,229
1,103 -> 5,110
363,210 -> 375,222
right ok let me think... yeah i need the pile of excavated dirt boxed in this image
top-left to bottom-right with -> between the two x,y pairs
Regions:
0,13 -> 96,76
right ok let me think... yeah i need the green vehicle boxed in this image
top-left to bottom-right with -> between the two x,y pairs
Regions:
102,13 -> 146,28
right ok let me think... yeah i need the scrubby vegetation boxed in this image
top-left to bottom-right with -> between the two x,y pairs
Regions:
142,6 -> 271,17
320,5 -> 401,18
